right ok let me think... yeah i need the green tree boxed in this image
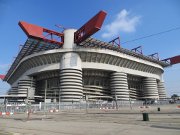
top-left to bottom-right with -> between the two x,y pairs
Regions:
171,94 -> 178,99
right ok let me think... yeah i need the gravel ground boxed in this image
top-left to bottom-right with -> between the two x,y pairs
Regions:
0,104 -> 180,135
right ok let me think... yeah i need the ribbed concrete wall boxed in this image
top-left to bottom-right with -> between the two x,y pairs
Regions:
143,77 -> 159,99
128,75 -> 143,100
60,69 -> 83,102
17,78 -> 35,97
110,72 -> 129,100
157,81 -> 166,99
8,86 -> 18,95
129,88 -> 141,100
83,85 -> 111,100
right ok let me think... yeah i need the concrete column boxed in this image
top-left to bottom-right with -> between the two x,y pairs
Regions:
8,84 -> 18,95
18,76 -> 35,98
59,29 -> 83,102
110,72 -> 129,100
143,77 -> 159,99
157,81 -> 166,99
63,29 -> 77,49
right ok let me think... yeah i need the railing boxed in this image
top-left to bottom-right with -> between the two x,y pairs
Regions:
1,100 -> 179,113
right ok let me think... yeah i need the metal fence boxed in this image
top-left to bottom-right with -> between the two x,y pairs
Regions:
0,99 -> 180,113
2,99 -> 179,113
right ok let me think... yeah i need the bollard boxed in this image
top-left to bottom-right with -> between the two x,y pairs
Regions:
142,113 -> 149,121
157,107 -> 160,111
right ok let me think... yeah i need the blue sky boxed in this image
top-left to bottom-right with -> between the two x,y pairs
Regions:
0,0 -> 179,96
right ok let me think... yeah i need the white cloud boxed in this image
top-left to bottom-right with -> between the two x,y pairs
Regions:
102,9 -> 141,38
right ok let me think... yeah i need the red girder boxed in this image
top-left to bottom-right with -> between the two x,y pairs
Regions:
19,21 -> 64,45
74,10 -> 107,44
162,55 -> 180,65
0,75 -> 5,80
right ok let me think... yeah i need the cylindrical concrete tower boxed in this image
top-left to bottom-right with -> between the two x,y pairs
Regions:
59,29 -> 83,102
110,72 -> 129,100
143,77 -> 159,99
62,29 -> 77,49
17,76 -> 35,98
157,81 -> 166,99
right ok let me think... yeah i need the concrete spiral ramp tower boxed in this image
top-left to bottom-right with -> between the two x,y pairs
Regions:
110,72 -> 129,100
143,78 -> 159,99
157,81 -> 166,99
59,29 -> 83,102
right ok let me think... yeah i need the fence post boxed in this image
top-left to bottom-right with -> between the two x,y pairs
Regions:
129,98 -> 132,110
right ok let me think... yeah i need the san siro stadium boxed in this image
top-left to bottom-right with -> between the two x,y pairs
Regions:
4,11 -> 170,103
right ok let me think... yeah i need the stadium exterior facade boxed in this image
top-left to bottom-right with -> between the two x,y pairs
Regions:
4,27 -> 169,102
